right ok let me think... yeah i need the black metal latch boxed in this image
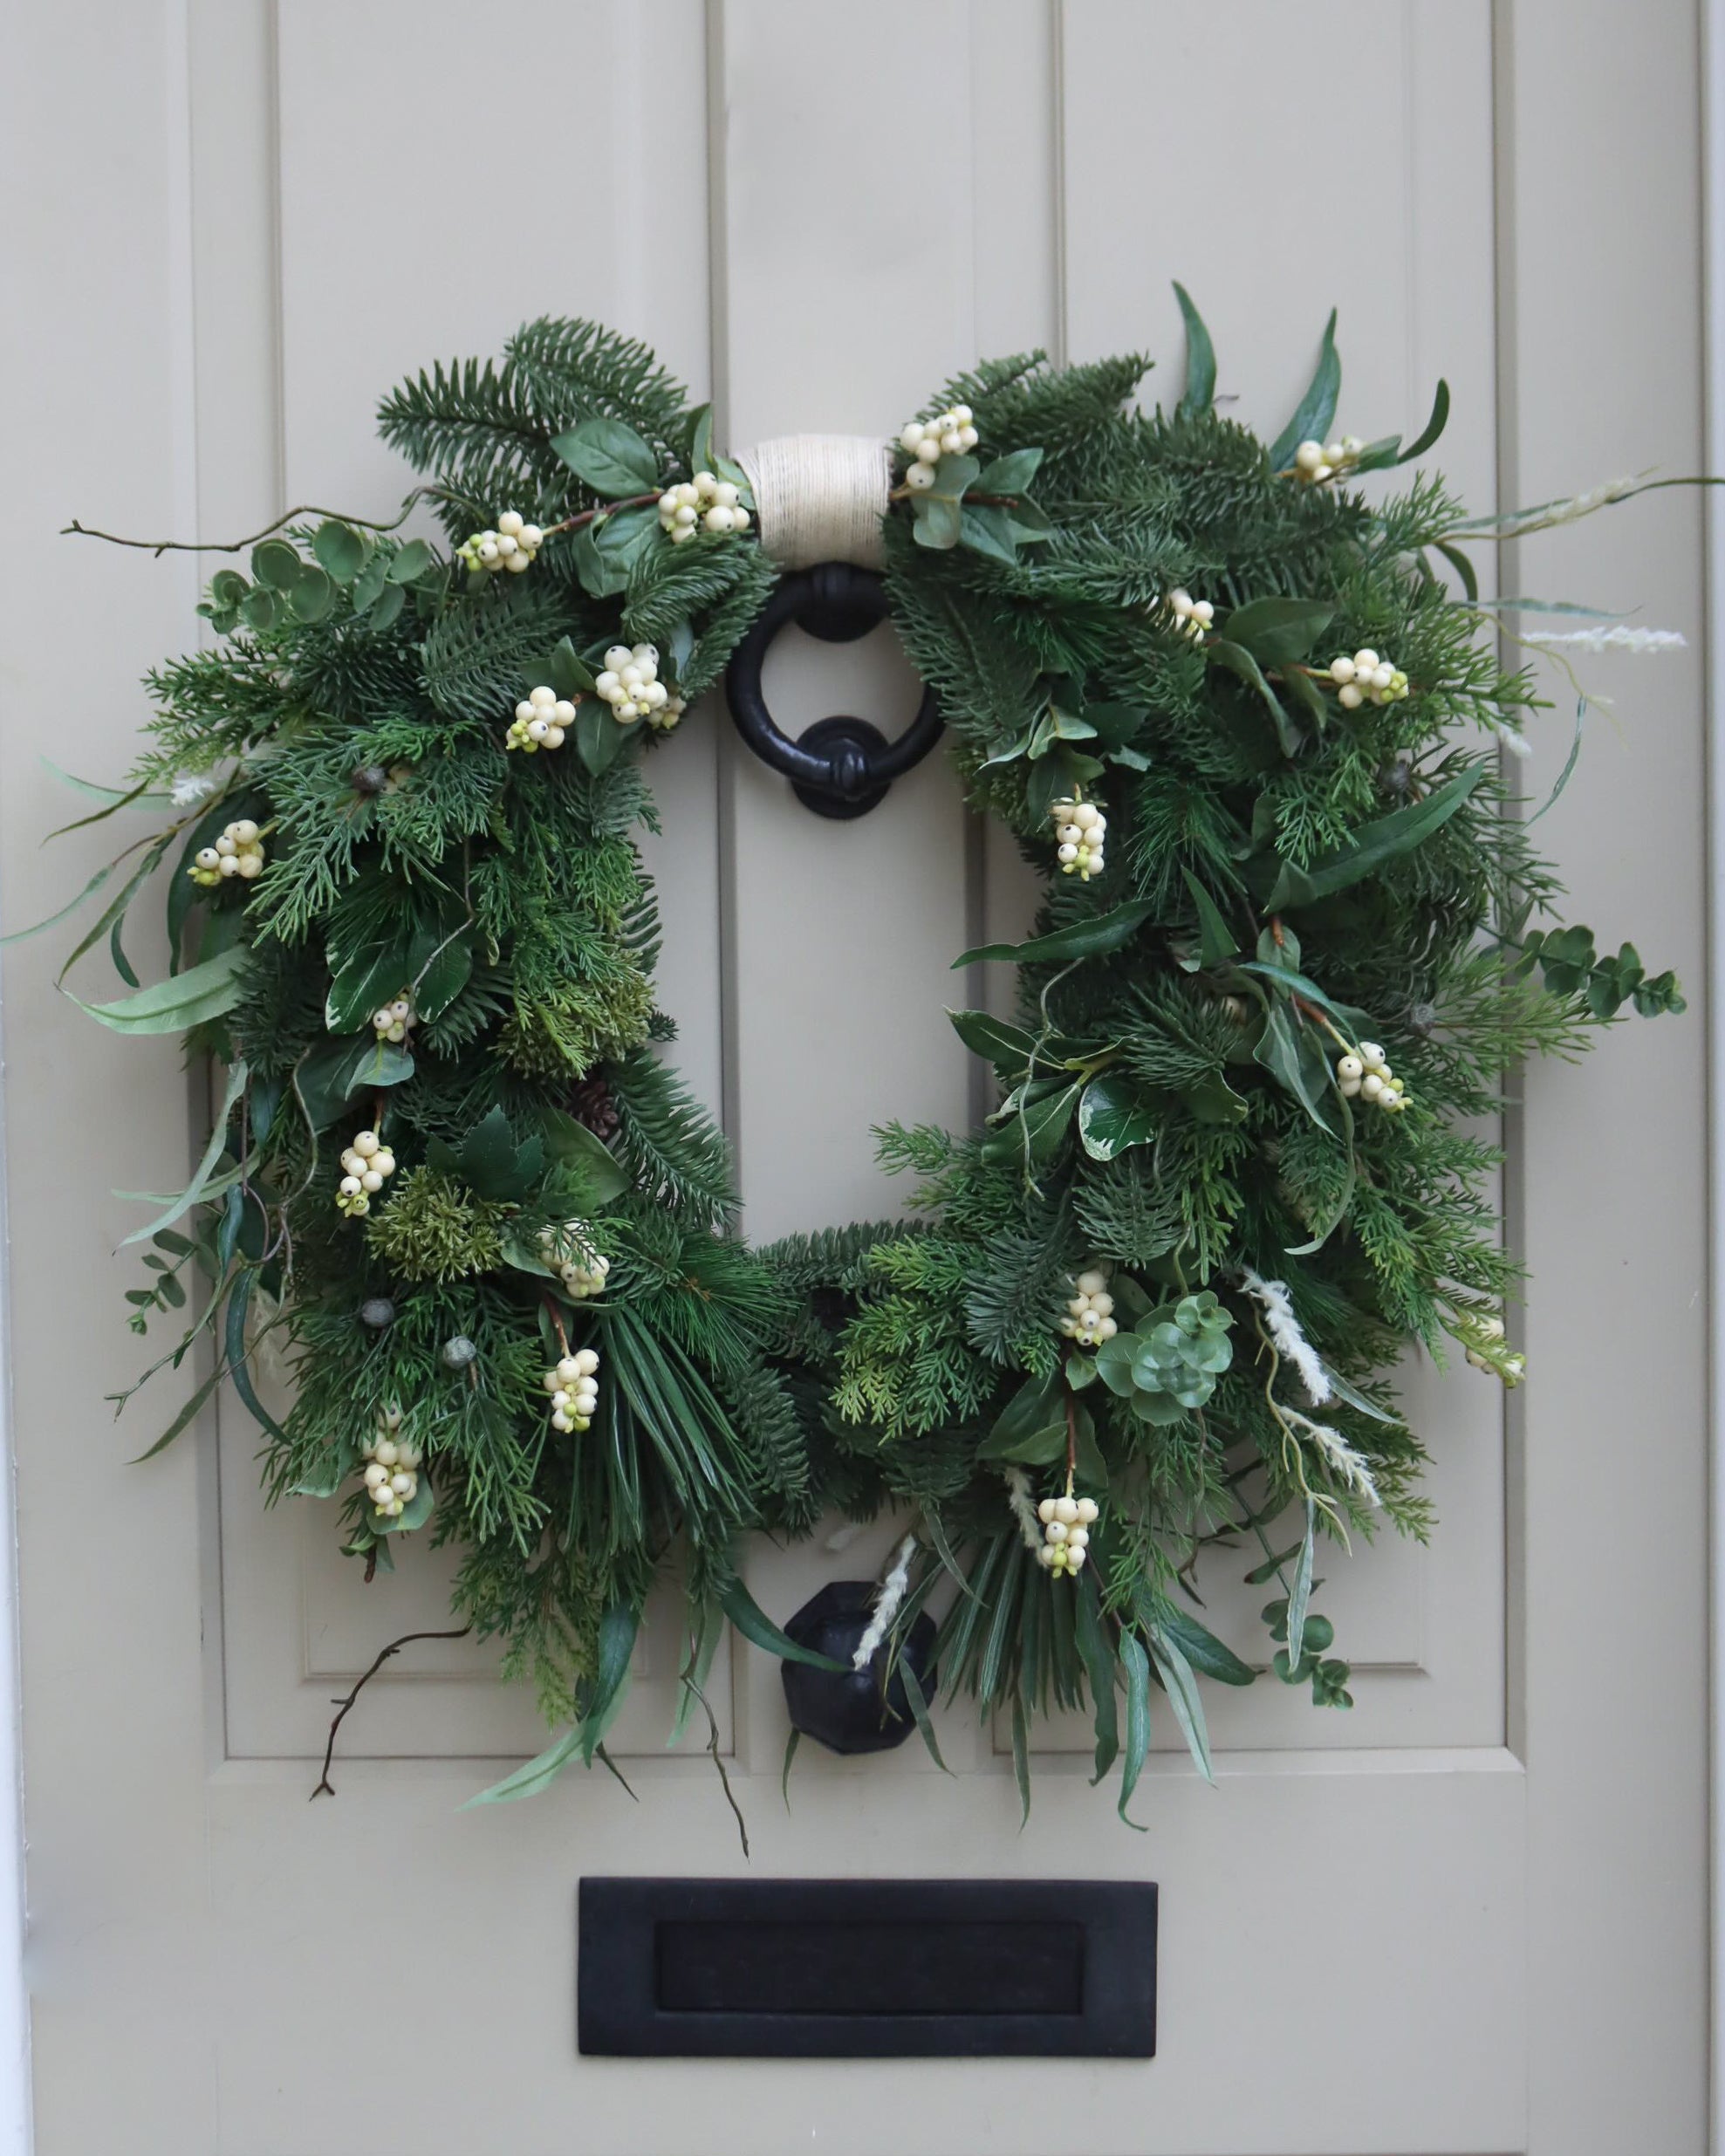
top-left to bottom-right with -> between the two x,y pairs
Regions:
723,562 -> 944,818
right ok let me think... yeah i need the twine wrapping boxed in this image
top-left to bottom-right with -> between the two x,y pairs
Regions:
735,433 -> 891,571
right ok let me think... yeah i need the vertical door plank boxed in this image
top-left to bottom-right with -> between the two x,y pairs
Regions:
1502,5 -> 1708,2149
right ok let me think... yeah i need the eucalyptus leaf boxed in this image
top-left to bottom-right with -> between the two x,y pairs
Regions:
311,519 -> 365,583
955,900 -> 1154,969
1267,308 -> 1340,473
1262,768 -> 1486,911
71,946 -> 247,1035
1173,280 -> 1215,417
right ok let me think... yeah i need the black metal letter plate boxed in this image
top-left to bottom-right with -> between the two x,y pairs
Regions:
578,1878 -> 1156,2058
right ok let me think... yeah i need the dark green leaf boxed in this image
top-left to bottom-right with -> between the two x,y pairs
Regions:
948,1009 -> 1038,1068
1397,378 -> 1450,463
551,417 -> 661,496
1117,1631 -> 1152,1828
1220,596 -> 1334,667
1207,637 -> 1303,758
237,586 -> 277,632
1262,768 -> 1486,911
549,635 -> 598,700
1077,1072 -> 1160,1160
536,1107 -> 630,1205
719,1575 -> 846,1672
1152,1605 -> 1255,1686
1180,868 -> 1241,964
1173,281 -> 1216,418
577,698 -> 627,774
1254,1002 -> 1336,1133
955,900 -> 1154,969
1267,308 -> 1340,473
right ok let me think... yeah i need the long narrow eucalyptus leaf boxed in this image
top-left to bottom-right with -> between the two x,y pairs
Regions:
1117,1631 -> 1152,1829
718,1574 -> 845,1672
121,1059 -> 248,1245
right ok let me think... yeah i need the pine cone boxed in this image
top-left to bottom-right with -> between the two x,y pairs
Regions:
570,1075 -> 620,1142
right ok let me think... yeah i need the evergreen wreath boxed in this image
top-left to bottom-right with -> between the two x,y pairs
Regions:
33,294 -> 1686,1821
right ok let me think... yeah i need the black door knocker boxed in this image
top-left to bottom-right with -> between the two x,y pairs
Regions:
723,562 -> 944,818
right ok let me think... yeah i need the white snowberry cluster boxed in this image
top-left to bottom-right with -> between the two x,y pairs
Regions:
372,993 -> 416,1044
1166,588 -> 1215,642
1036,1492 -> 1100,1576
1293,435 -> 1365,483
506,684 -> 578,754
1463,1316 -> 1526,1383
361,1405 -> 421,1520
1327,648 -> 1409,708
336,1127 -> 397,1216
1059,1266 -> 1119,1346
539,1222 -> 611,1300
544,1347 -> 600,1434
595,645 -> 674,725
1335,1040 -> 1408,1116
188,818 -> 265,889
1051,797 -> 1106,880
658,471 -> 751,542
899,404 -> 978,491
458,510 -> 544,576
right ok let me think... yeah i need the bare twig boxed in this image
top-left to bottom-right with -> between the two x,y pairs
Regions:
311,1625 -> 473,1799
62,488 -> 443,558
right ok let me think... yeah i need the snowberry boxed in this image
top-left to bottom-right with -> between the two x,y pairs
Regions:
545,1345 -> 603,1434
592,645 -> 674,727
187,818 -> 267,889
659,471 -> 752,544
1293,434 -> 1364,484
1050,797 -> 1106,881
1328,648 -> 1409,708
359,1406 -> 422,1522
505,683 -> 578,755
1037,1489 -> 1098,1576
898,405 -> 979,474
1167,588 -> 1215,643
1336,1041 -> 1409,1118
371,991 -> 417,1045
335,1126 -> 395,1215
460,510 -> 543,577
1060,1263 -> 1119,1346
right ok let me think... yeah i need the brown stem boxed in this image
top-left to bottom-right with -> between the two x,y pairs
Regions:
542,492 -> 662,538
542,1296 -> 571,1359
61,488 -> 442,558
311,1626 -> 473,1799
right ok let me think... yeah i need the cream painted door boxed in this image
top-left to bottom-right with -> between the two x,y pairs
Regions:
0,2 -> 1707,2151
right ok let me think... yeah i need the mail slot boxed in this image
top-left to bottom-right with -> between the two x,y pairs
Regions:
578,1878 -> 1157,2057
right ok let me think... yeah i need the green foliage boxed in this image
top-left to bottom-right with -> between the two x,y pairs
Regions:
58,298 -> 1682,1820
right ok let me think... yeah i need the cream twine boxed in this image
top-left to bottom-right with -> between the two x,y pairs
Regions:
735,434 -> 891,572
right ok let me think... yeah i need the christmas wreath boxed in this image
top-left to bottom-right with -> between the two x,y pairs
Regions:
36,296 -> 1684,1821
